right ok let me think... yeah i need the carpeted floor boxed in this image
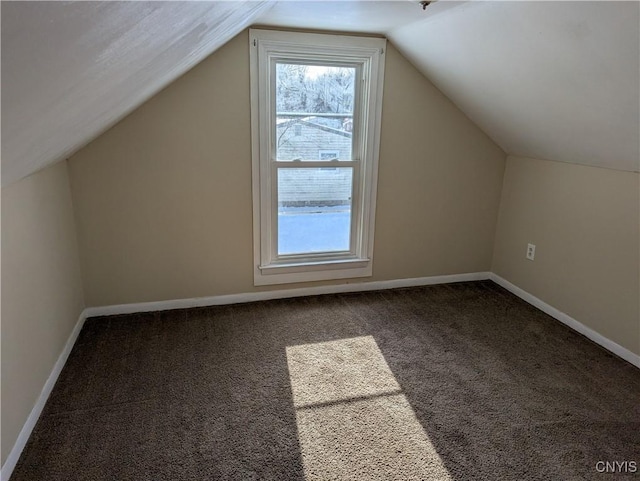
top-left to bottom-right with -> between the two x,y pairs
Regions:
11,281 -> 640,480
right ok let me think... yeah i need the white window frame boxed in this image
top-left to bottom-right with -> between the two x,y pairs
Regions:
250,29 -> 386,286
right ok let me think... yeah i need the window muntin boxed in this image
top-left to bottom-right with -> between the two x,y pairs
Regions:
250,30 -> 385,285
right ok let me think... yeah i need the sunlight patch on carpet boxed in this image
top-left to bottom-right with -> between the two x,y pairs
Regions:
286,335 -> 452,480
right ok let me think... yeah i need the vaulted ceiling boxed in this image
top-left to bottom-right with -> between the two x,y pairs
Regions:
1,0 -> 274,186
2,1 -> 638,187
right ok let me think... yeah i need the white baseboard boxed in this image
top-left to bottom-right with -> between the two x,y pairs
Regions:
1,271 -> 486,480
85,272 -> 491,318
489,273 -> 640,369
4,271 -> 637,480
1,310 -> 88,481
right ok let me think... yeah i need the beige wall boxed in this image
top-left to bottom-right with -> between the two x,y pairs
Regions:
68,30 -> 506,306
1,160 -> 85,464
492,156 -> 640,355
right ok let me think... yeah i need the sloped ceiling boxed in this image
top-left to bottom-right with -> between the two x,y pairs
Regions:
389,1 -> 640,172
2,1 -> 638,188
1,0 -> 273,187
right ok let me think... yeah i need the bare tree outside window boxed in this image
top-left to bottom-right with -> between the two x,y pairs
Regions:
276,64 -> 355,115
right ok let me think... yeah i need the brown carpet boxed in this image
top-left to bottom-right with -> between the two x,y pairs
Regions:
10,281 -> 640,480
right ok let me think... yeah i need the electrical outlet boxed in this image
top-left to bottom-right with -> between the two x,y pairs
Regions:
526,243 -> 536,261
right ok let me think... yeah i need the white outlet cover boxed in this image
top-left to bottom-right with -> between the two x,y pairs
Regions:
526,243 -> 536,261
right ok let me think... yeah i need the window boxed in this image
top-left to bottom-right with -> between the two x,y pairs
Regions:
250,29 -> 386,286
319,150 -> 340,161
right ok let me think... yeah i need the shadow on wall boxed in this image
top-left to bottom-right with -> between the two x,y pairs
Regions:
9,282 -> 640,480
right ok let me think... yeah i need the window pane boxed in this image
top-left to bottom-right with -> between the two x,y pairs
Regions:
275,63 -> 355,161
278,168 -> 353,255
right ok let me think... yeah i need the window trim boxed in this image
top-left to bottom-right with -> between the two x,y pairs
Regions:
250,29 -> 386,286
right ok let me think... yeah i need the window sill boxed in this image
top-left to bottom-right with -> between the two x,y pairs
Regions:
254,258 -> 372,286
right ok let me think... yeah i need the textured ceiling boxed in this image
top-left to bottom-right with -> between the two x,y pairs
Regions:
2,1 -> 638,188
1,0 -> 273,186
389,1 -> 639,172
